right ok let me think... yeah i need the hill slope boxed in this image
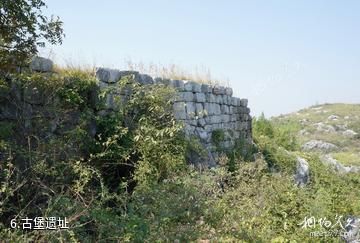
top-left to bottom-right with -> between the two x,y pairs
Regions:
274,103 -> 360,167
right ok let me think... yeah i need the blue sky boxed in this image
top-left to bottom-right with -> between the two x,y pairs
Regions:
43,0 -> 360,117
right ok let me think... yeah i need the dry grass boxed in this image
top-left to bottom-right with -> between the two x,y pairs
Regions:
124,59 -> 227,86
53,62 -> 96,77
50,55 -> 228,86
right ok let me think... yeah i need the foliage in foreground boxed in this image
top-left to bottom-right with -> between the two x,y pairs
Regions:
0,71 -> 359,242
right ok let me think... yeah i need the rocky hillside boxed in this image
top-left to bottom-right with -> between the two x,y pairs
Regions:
274,103 -> 360,172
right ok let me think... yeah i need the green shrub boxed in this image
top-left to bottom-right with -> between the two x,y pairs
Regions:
212,129 -> 226,148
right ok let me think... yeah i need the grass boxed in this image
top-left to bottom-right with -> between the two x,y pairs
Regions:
271,103 -> 360,167
124,59 -> 228,86
52,59 -> 229,86
332,152 -> 360,166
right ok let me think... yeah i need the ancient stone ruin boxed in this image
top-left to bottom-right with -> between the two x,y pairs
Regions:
0,57 -> 252,168
96,67 -> 253,167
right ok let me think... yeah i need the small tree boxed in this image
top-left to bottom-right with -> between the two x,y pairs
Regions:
0,0 -> 64,71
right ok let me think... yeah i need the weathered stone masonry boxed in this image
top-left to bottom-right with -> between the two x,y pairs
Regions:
0,56 -> 252,167
96,67 -> 252,166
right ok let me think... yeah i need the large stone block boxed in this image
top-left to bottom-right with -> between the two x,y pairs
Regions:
240,98 -> 248,107
225,87 -> 233,96
184,81 -> 193,92
221,105 -> 230,114
213,85 -> 226,95
206,93 -> 216,103
237,106 -> 249,114
137,74 -> 154,85
227,95 -> 232,105
205,115 -> 222,124
222,95 -> 229,105
187,119 -> 198,126
195,103 -> 204,118
173,102 -> 186,120
154,77 -> 172,86
238,121 -> 249,131
30,56 -> 53,72
96,67 -> 122,83
105,93 -> 116,110
186,102 -> 196,119
201,84 -> 212,93
184,81 -> 202,92
214,104 -> 221,115
231,97 -> 240,106
195,93 -> 206,103
242,114 -> 251,121
197,118 -> 206,127
230,114 -> 238,122
195,127 -> 210,142
215,95 -> 223,104
193,82 -> 202,93
204,124 -> 213,133
229,106 -> 234,114
172,80 -> 185,91
178,92 -> 194,102
230,122 -> 237,130
184,124 -> 196,137
204,103 -> 214,115
221,115 -> 231,123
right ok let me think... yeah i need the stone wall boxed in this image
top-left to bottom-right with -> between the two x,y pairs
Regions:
0,57 -> 252,167
96,67 -> 252,167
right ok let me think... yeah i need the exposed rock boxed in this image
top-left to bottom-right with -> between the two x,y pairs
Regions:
184,81 -> 201,92
186,144 -> 216,168
92,67 -> 252,167
225,87 -> 233,96
313,122 -> 336,133
328,114 -> 339,120
302,140 -> 339,153
173,102 -> 186,120
295,156 -> 310,187
240,99 -> 248,107
179,92 -> 194,102
342,216 -> 360,243
195,93 -> 206,103
96,68 -> 122,83
185,102 -> 196,119
320,155 -> 360,174
172,80 -> 185,90
343,129 -> 358,138
195,103 -> 204,118
30,56 -> 53,72
206,93 -> 216,103
137,74 -> 154,85
335,124 -> 348,131
201,84 -> 212,93
213,85 -> 226,95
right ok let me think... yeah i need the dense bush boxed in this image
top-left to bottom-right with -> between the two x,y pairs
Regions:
0,71 -> 187,241
0,72 -> 359,242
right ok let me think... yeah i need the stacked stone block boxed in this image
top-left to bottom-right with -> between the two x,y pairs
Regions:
95,67 -> 252,166
171,80 -> 252,150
